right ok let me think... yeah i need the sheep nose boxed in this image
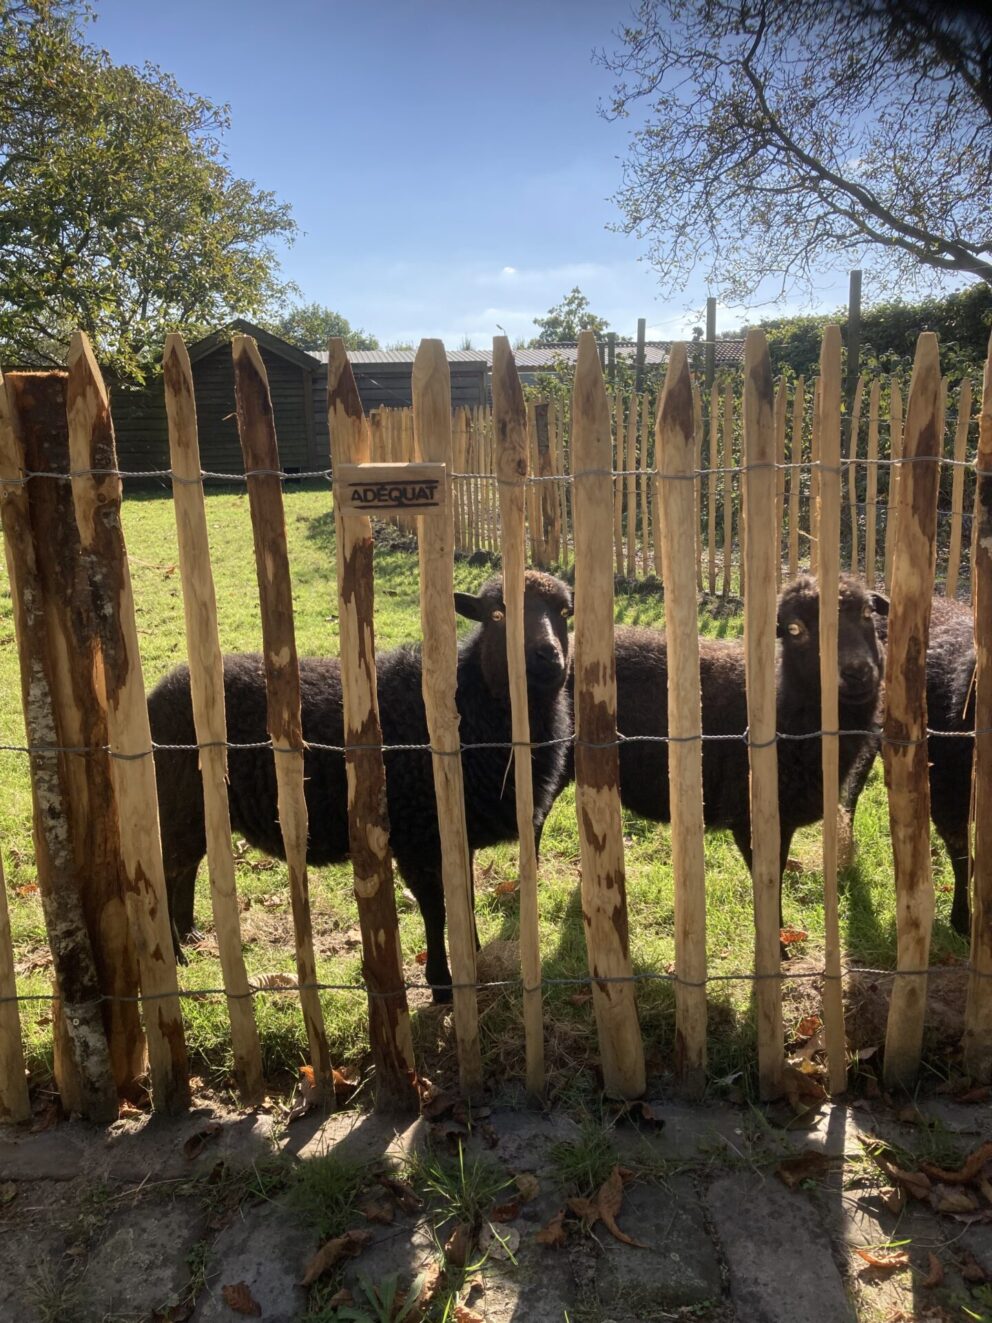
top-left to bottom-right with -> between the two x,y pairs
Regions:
529,642 -> 565,682
840,660 -> 875,692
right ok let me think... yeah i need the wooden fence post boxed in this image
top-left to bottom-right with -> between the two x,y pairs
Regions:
847,377 -> 864,576
327,340 -> 418,1112
788,377 -> 804,578
810,377 -> 821,577
722,384 -> 734,597
884,380 -> 904,593
0,847 -> 30,1122
644,391 -> 656,579
492,339 -> 545,1098
412,341 -> 483,1095
625,393 -> 638,578
962,336 -> 992,1080
571,332 -> 645,1100
546,399 -> 563,565
708,383 -> 719,593
612,392 -> 624,575
882,334 -> 942,1090
67,333 -> 190,1114
774,376 -> 787,586
865,380 -> 881,588
231,334 -> 334,1103
692,379 -> 704,590
817,327 -> 847,1095
163,335 -> 265,1106
657,346 -> 707,1097
946,378 -> 972,599
742,330 -> 784,1102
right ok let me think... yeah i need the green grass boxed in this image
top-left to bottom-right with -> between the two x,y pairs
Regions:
0,485 -> 970,1100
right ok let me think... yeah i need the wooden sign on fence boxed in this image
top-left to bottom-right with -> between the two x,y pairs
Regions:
334,462 -> 447,514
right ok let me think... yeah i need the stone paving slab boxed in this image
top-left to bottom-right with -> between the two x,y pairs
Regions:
79,1200 -> 206,1320
706,1171 -> 855,1323
190,1202 -> 314,1323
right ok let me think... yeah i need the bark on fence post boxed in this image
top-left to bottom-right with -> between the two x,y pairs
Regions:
743,330 -> 784,1102
774,376 -> 787,587
0,847 -> 30,1123
412,341 -> 483,1096
0,369 -> 132,1121
722,385 -> 734,597
492,338 -> 545,1099
817,327 -> 847,1095
946,378 -> 972,600
163,335 -> 264,1106
882,333 -> 942,1090
643,391 -> 655,580
571,332 -> 645,1100
327,339 -> 418,1113
612,393 -> 624,575
657,346 -> 707,1098
625,393 -> 637,578
962,335 -> 992,1081
66,333 -> 190,1115
231,334 -> 333,1104
692,379 -> 704,590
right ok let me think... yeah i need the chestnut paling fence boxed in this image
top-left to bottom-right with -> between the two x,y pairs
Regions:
0,327 -> 989,1121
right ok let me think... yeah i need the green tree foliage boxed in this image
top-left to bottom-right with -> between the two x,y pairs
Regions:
267,302 -> 378,352
0,0 -> 296,380
530,287 -> 611,344
601,1 -> 992,302
729,283 -> 992,383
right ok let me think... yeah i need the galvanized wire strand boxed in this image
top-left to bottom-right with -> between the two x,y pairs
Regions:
1,958 -> 986,1010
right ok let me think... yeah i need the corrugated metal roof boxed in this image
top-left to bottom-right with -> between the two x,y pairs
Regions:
306,341 -> 745,368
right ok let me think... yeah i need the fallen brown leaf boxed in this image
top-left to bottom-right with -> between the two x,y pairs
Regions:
183,1123 -> 222,1160
326,1289 -> 353,1308
932,1185 -> 980,1215
221,1282 -> 261,1317
796,1014 -> 822,1039
920,1141 -> 992,1186
444,1221 -> 473,1268
453,1306 -> 484,1323
415,949 -> 429,965
596,1166 -> 647,1248
514,1173 -> 540,1202
535,1208 -> 568,1247
954,1085 -> 991,1105
332,1067 -> 360,1103
855,1247 -> 910,1270
491,1200 -> 520,1222
960,1250 -> 988,1283
359,1198 -> 394,1225
494,880 -> 518,896
299,1229 -> 372,1287
377,1174 -> 422,1214
286,1066 -> 322,1123
879,1186 -> 906,1216
897,1103 -> 926,1126
780,927 -> 808,945
921,1252 -> 944,1289
775,1149 -> 832,1190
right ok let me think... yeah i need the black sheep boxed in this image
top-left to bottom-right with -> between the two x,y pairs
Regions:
843,595 -> 976,935
148,571 -> 573,999
564,574 -> 887,924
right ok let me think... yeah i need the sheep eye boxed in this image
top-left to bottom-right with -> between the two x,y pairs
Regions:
862,604 -> 873,619
560,606 -> 572,619
787,621 -> 805,637
491,609 -> 505,622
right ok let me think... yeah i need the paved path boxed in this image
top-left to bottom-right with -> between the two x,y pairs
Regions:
1,1094 -> 989,1321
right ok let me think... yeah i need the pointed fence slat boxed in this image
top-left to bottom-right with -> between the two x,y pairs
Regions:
0,369 -> 139,1116
657,346 -> 707,1097
163,336 -> 264,1105
231,334 -> 333,1101
643,391 -> 655,579
946,378 -> 972,599
66,334 -> 190,1114
810,377 -> 821,577
817,327 -> 847,1095
412,341 -> 482,1094
571,332 -> 645,1100
742,330 -> 784,1102
882,334 -> 942,1089
327,340 -> 418,1113
612,393 -> 624,574
962,337 -> 992,1080
0,847 -> 29,1123
492,339 -> 545,1098
625,394 -> 637,578
692,379 -> 704,590
865,381 -> 881,587
788,377 -> 804,578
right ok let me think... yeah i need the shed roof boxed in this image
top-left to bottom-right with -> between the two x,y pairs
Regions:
186,318 -> 319,373
307,340 -> 745,369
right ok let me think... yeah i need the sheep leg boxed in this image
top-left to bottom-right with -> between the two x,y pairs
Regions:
402,864 -> 454,1003
938,824 -> 972,937
166,860 -> 202,946
731,822 -> 793,957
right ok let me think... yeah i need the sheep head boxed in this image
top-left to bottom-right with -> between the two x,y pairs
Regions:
454,570 -> 572,699
776,573 -> 888,711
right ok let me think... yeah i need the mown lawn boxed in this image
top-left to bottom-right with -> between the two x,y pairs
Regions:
0,484 -> 969,1101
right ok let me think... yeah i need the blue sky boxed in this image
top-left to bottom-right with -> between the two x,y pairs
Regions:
89,0 -> 851,347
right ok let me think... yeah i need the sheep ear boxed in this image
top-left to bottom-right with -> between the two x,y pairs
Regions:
453,591 -> 486,622
869,591 -> 890,617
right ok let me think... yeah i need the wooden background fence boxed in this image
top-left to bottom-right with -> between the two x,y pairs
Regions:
0,325 -> 988,1121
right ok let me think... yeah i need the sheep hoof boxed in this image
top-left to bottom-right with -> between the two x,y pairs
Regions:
430,984 -> 454,1005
